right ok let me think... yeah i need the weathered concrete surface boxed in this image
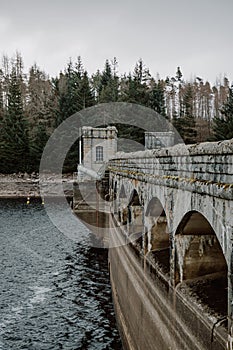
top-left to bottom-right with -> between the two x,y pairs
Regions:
109,217 -> 227,350
107,138 -> 233,349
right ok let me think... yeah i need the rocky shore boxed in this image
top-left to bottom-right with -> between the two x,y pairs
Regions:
0,173 -> 75,198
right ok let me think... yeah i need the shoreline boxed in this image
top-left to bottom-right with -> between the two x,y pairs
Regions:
0,173 -> 74,198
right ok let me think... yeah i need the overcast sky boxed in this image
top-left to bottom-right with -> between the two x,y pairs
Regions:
0,0 -> 232,83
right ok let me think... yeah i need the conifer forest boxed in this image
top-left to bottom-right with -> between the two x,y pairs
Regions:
0,52 -> 232,173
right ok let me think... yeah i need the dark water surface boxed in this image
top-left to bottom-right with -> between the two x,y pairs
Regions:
0,198 -> 122,350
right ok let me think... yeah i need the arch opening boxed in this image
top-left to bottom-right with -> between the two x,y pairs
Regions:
117,184 -> 127,223
145,197 -> 170,275
127,190 -> 143,239
175,210 -> 227,319
117,189 -> 143,241
119,184 -> 126,199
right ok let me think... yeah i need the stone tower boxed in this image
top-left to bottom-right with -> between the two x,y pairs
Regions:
78,126 -> 117,180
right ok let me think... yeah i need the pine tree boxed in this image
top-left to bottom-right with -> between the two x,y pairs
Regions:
91,69 -> 102,103
111,57 -> 119,102
77,71 -> 95,109
30,122 -> 49,171
101,59 -> 112,87
176,84 -> 197,144
55,59 -> 82,127
0,69 -> 4,121
176,66 -> 183,82
75,55 -> 84,78
119,73 -> 137,103
149,79 -> 166,117
99,59 -> 119,103
119,59 -> 150,106
27,64 -> 56,135
132,59 -> 150,106
213,85 -> 233,140
0,66 -> 29,173
54,58 -> 95,172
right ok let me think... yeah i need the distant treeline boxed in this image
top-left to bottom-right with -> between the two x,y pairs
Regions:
0,52 -> 232,173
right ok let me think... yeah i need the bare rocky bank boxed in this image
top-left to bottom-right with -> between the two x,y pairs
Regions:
0,173 -> 74,198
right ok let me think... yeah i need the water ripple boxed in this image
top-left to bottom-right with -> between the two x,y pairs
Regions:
0,199 -> 122,350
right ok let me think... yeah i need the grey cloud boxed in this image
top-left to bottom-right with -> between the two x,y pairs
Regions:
0,0 -> 232,82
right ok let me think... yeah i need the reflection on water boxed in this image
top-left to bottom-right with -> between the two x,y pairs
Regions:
0,198 -> 122,350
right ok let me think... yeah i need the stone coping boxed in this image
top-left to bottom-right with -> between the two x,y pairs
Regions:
113,139 -> 233,159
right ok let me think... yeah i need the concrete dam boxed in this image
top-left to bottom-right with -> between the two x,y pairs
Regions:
73,126 -> 233,350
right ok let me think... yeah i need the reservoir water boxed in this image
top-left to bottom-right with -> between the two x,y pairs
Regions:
0,198 -> 122,350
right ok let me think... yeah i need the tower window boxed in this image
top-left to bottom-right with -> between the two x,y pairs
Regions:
96,146 -> 103,161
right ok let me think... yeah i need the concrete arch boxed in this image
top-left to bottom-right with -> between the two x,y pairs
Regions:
171,191 -> 231,263
143,182 -> 170,229
175,210 -> 228,318
145,197 -> 170,274
176,210 -> 215,236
